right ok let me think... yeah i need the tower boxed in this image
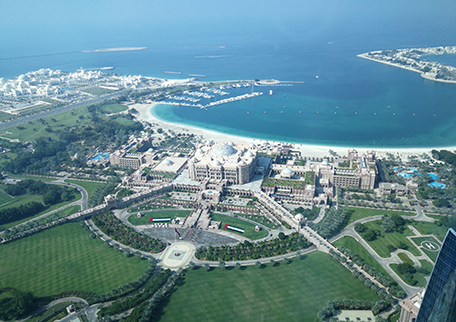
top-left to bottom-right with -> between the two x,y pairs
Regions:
415,228 -> 456,322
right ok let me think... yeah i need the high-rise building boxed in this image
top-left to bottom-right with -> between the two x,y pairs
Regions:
415,228 -> 456,322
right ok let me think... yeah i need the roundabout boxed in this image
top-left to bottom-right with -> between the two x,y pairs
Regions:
159,241 -> 196,270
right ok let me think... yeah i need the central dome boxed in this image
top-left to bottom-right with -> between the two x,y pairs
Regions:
212,144 -> 237,157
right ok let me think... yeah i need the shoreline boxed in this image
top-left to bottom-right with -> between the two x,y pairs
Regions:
132,103 -> 456,159
357,53 -> 456,85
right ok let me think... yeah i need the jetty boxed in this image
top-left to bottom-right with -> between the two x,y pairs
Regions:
163,71 -> 182,75
83,47 -> 147,53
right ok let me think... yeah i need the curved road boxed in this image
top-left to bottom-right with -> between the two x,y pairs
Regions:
329,212 -> 432,296
0,90 -> 129,131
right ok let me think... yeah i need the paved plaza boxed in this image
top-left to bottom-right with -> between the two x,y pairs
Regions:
160,241 -> 196,270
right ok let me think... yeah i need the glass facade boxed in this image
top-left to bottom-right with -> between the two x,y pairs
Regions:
416,228 -> 456,322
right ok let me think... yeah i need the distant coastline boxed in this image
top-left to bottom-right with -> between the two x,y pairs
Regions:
358,46 -> 456,84
83,47 -> 147,53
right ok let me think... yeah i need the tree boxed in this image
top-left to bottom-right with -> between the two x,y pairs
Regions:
382,215 -> 396,233
364,228 -> 377,241
204,264 -> 210,271
255,261 -> 262,268
269,259 -> 276,267
218,260 -> 225,270
354,223 -> 366,233
235,262 -> 241,270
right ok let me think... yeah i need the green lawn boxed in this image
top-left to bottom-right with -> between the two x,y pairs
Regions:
0,106 -> 94,141
0,222 -> 149,297
0,112 -> 14,122
7,174 -> 57,181
361,221 -> 420,258
0,191 -> 14,207
25,302 -> 70,322
65,179 -> 105,199
0,186 -> 81,229
346,207 -> 414,224
52,205 -> 81,217
128,210 -> 192,225
390,260 -> 433,288
157,252 -> 381,322
210,213 -> 269,240
412,221 -> 449,241
233,212 -> 277,229
398,253 -> 413,265
128,204 -> 173,213
333,236 -> 390,278
99,104 -> 128,113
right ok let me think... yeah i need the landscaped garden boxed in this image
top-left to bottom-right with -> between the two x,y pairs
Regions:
390,260 -> 433,287
127,210 -> 192,225
210,213 -> 269,240
65,179 -> 105,199
346,207 -> 414,225
356,220 -> 420,258
157,252 -> 381,322
233,212 -> 277,229
0,180 -> 81,229
195,232 -> 311,261
93,212 -> 166,253
0,222 -> 150,297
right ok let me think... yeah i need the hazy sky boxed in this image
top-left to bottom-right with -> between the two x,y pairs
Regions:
1,0 -> 456,56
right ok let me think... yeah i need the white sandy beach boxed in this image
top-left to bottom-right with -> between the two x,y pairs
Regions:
131,102 -> 456,159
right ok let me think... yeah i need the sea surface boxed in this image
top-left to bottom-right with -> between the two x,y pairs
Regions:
1,0 -> 456,148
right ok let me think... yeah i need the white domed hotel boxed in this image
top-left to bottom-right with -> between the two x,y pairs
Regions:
188,142 -> 258,184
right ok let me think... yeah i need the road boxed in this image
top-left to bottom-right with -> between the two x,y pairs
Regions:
0,176 -> 88,232
0,90 -> 128,131
330,215 -> 424,296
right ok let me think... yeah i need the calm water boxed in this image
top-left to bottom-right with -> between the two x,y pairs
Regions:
1,0 -> 456,148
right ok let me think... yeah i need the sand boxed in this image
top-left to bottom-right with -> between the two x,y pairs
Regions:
131,103 -> 455,159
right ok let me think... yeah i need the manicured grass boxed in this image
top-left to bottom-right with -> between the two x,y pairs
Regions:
110,115 -> 137,127
398,253 -> 413,265
361,221 -> 419,258
128,204 -> 173,213
65,179 -> 105,199
346,207 -> 414,224
0,191 -> 14,207
0,222 -> 149,297
390,312 -> 400,322
233,212 -> 277,229
99,104 -> 128,113
1,106 -> 94,141
412,221 -> 448,241
422,248 -> 439,263
333,236 -> 390,278
210,213 -> 269,240
53,205 -> 81,217
0,152 -> 18,167
128,210 -> 192,225
390,260 -> 433,287
25,302 -> 70,322
157,252 -> 381,322
7,174 -> 57,181
0,112 -> 14,122
0,186 -> 81,229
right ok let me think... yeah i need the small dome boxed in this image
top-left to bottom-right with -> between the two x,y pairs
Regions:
212,160 -> 221,166
212,144 -> 236,157
191,157 -> 198,162
322,159 -> 329,166
238,160 -> 246,165
295,214 -> 304,220
163,159 -> 173,165
227,141 -> 234,146
246,151 -> 254,157
281,168 -> 293,175
196,148 -> 204,154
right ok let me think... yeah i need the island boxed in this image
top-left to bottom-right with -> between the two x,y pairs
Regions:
358,45 -> 456,83
83,47 -> 147,53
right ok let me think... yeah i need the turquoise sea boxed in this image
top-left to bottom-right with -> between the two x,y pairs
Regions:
1,0 -> 456,148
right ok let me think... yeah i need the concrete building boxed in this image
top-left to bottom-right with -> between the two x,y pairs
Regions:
188,142 -> 258,185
